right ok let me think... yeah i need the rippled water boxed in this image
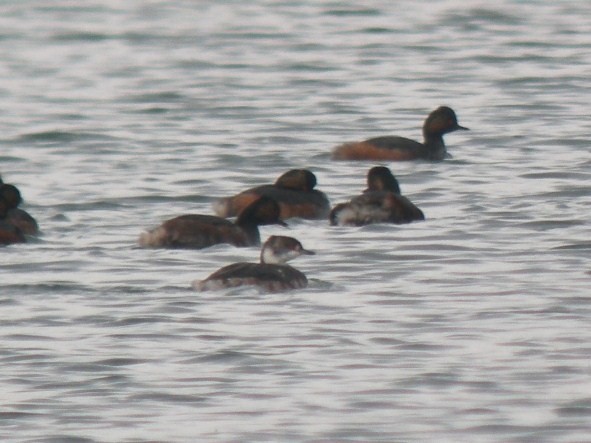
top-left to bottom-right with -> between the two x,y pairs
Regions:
1,1 -> 590,442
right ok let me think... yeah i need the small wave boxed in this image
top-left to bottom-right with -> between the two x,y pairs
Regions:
18,130 -> 117,143
52,32 -> 111,42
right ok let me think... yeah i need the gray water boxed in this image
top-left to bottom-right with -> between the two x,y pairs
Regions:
1,1 -> 590,442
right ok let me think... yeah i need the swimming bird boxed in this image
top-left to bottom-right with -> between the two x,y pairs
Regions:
330,166 -> 424,226
0,183 -> 39,235
193,235 -> 314,292
139,196 -> 286,249
213,169 -> 330,220
332,106 -> 468,161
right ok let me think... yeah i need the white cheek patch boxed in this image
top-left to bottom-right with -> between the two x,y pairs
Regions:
262,247 -> 281,264
262,247 -> 300,264
334,206 -> 356,226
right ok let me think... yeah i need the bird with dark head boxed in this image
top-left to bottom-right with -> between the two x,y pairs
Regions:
139,196 -> 286,249
332,106 -> 468,161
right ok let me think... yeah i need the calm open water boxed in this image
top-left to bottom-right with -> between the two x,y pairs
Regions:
1,1 -> 590,442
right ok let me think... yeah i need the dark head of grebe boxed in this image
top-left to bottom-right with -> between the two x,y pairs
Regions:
0,184 -> 22,209
365,166 -> 401,194
274,169 -> 317,192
